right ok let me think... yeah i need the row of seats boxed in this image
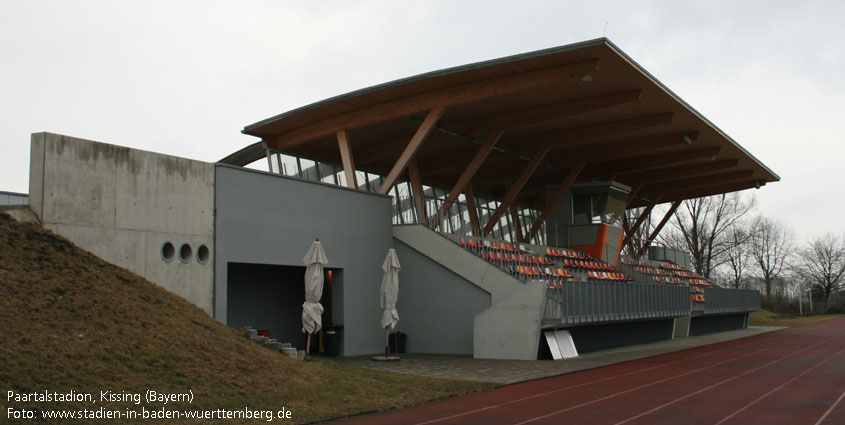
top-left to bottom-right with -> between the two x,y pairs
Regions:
587,271 -> 632,281
546,280 -> 569,289
545,247 -> 588,259
672,270 -> 703,278
653,276 -> 685,284
512,265 -> 575,279
660,263 -> 686,271
562,258 -> 619,272
690,294 -> 706,302
481,250 -> 553,265
689,279 -> 712,286
455,235 -> 632,285
632,265 -> 671,276
459,237 -> 525,253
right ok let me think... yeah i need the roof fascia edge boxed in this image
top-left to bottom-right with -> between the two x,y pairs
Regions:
241,38 -> 609,136
601,38 -> 780,182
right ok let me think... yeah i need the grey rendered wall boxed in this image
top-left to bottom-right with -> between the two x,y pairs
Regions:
214,164 -> 393,356
28,133 -> 215,313
393,240 -> 491,355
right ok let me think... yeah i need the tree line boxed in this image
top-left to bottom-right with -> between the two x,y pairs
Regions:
625,193 -> 845,305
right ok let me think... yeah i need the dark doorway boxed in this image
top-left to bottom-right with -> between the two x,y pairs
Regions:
227,263 -> 307,348
226,262 -> 342,353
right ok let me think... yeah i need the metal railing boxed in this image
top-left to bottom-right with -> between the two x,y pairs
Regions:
543,281 -> 690,325
703,287 -> 761,314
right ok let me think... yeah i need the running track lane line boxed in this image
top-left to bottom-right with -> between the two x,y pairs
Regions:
610,332 -> 845,425
512,331 -> 841,425
815,390 -> 845,425
713,347 -> 845,425
413,334 -> 784,425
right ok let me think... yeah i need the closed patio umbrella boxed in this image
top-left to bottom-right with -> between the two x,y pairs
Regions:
302,240 -> 327,354
380,248 -> 400,358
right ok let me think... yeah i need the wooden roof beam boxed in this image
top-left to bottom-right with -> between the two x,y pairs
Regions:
549,132 -> 697,164
522,113 -> 675,151
378,107 -> 446,194
336,130 -> 359,189
616,159 -> 740,186
583,146 -> 722,179
636,200 -> 681,258
448,90 -> 642,133
527,162 -> 585,240
430,131 -> 503,231
638,170 -> 755,196
355,130 -> 455,166
622,195 -> 662,250
263,59 -> 600,151
482,147 -> 551,235
631,180 -> 765,208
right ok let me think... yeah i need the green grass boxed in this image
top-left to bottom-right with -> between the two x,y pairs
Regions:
0,213 -> 491,424
749,309 -> 844,327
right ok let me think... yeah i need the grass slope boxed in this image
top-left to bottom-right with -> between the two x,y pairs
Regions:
749,309 -> 844,327
0,213 -> 489,424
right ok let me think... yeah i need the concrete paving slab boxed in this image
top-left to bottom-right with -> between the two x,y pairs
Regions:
330,326 -> 784,385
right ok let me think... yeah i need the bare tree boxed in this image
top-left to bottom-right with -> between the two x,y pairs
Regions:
659,192 -> 756,279
793,233 -> 845,300
750,216 -> 793,298
723,225 -> 752,288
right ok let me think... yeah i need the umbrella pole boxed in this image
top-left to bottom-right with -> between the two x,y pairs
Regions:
306,332 -> 311,354
385,327 -> 390,358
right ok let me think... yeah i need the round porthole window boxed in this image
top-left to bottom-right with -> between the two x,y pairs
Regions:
197,244 -> 210,265
179,243 -> 193,263
161,242 -> 175,263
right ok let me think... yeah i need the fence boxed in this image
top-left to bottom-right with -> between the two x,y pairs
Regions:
703,287 -> 761,315
543,281 -> 690,325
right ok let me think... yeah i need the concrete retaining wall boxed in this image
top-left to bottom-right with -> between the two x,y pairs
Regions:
393,225 -> 544,360
29,133 -> 215,314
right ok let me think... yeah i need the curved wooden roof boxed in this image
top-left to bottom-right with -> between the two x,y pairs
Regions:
230,38 -> 778,210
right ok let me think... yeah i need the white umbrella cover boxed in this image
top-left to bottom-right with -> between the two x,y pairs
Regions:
302,240 -> 327,334
379,248 -> 401,330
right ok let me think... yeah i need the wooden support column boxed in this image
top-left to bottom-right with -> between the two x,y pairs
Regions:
336,130 -> 358,189
622,214 -> 636,258
527,161 -> 585,239
636,200 -> 681,258
626,184 -> 642,208
407,160 -> 426,225
465,184 -> 481,236
378,107 -> 445,194
430,131 -> 503,231
509,205 -> 524,243
621,195 -> 662,249
483,147 -> 551,236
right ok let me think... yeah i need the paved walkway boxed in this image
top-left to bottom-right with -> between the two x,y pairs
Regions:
331,326 -> 783,384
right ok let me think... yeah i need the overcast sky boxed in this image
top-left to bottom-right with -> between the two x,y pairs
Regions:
1,1 -> 842,240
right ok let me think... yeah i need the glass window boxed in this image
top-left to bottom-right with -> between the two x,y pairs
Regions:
572,193 -> 592,225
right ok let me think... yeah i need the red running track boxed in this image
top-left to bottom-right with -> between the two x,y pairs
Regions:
335,318 -> 845,425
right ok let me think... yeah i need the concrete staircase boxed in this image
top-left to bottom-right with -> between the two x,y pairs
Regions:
241,326 -> 305,360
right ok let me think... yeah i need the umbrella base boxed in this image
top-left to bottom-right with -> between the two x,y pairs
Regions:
371,356 -> 401,362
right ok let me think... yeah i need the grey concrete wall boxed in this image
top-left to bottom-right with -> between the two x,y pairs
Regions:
393,225 -> 544,360
28,133 -> 215,314
393,240 -> 491,355
214,164 -> 393,356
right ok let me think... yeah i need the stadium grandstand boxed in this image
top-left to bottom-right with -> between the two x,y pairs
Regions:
27,38 -> 777,360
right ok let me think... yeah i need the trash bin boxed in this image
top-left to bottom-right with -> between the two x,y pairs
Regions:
389,331 -> 406,354
323,325 -> 343,356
